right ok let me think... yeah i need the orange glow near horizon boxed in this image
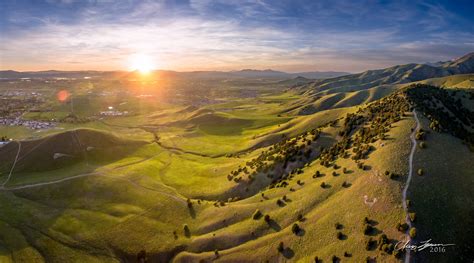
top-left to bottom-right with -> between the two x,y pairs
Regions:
129,54 -> 155,74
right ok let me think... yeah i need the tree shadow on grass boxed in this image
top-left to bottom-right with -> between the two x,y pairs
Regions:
296,229 -> 306,237
188,206 -> 196,219
268,219 -> 281,231
282,247 -> 294,259
367,219 -> 379,226
367,227 -> 383,236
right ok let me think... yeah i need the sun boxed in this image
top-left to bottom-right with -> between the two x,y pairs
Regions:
129,54 -> 154,74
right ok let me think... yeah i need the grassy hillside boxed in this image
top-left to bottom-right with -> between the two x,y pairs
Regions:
0,70 -> 473,262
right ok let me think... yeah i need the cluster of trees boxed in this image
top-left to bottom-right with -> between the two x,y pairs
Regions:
0,136 -> 9,141
319,92 -> 410,167
227,129 -> 321,188
405,84 -> 474,150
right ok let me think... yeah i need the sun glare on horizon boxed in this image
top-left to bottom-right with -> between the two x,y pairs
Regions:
129,54 -> 155,74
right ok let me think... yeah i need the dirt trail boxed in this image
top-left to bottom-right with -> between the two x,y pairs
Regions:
403,110 -> 420,263
1,141 -> 21,188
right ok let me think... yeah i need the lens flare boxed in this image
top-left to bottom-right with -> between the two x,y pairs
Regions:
57,90 -> 70,102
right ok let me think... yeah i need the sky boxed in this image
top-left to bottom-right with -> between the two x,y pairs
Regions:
0,0 -> 473,73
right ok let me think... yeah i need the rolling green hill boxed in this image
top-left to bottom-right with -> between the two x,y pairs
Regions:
0,54 -> 473,263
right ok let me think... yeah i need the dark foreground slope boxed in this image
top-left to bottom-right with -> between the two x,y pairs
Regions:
404,85 -> 474,262
0,129 -> 147,174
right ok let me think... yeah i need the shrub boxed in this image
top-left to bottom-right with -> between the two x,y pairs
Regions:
313,170 -> 321,178
409,227 -> 417,238
337,231 -> 344,240
396,222 -> 409,232
277,242 -> 284,252
363,217 -> 370,224
292,223 -> 301,235
320,182 -> 326,188
364,224 -> 374,235
276,199 -> 285,206
377,234 -> 389,251
332,171 -> 338,176
214,249 -> 219,258
419,142 -> 426,149
297,214 -> 304,221
314,256 -> 320,263
183,224 -> 190,237
342,167 -> 347,173
252,209 -> 262,220
332,255 -> 340,263
344,251 -> 351,257
335,223 -> 343,229
409,212 -> 416,222
187,199 -> 193,208
417,168 -> 424,176
366,238 -> 376,250
264,214 -> 271,223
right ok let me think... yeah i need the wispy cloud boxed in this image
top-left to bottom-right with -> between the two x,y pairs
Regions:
0,0 -> 473,71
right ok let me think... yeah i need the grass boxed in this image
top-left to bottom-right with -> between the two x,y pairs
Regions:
1,76 -> 472,262
408,113 -> 474,262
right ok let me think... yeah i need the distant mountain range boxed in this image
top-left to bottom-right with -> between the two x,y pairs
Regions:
0,69 -> 349,80
297,52 -> 474,92
3,52 -> 473,83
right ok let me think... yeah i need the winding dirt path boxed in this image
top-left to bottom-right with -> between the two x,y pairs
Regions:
1,141 -> 21,188
403,109 -> 420,263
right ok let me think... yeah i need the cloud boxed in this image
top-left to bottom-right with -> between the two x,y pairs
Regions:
1,0 -> 473,71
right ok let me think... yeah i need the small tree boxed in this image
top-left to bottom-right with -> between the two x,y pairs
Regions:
364,224 -> 374,235
183,224 -> 190,237
417,168 -> 424,176
297,214 -> 304,221
276,199 -> 285,206
409,212 -> 416,222
409,227 -> 417,238
252,209 -> 262,220
292,223 -> 301,235
363,216 -> 370,225
264,214 -> 271,223
277,242 -> 284,252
